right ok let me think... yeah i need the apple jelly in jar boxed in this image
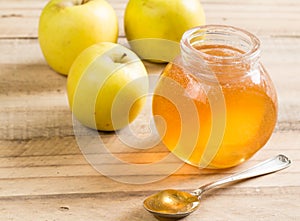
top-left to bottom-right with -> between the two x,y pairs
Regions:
152,25 -> 278,168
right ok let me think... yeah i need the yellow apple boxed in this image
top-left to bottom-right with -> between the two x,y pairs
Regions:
38,0 -> 118,75
124,0 -> 205,61
67,42 -> 149,131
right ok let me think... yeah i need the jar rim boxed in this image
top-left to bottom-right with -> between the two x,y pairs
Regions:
181,24 -> 261,63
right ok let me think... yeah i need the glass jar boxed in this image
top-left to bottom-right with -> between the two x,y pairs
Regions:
152,25 -> 278,169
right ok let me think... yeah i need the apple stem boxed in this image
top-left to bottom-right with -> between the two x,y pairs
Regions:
121,53 -> 127,60
72,0 -> 89,5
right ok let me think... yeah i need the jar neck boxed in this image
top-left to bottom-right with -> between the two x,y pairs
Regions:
180,25 -> 261,81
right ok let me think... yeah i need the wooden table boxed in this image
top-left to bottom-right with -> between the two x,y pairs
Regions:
1,0 -> 299,220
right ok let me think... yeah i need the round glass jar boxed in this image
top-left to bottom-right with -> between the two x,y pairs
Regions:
152,25 -> 278,168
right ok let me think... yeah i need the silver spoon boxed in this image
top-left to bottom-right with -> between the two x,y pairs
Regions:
143,154 -> 291,220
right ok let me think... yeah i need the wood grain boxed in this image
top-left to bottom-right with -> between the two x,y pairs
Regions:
1,187 -> 299,221
0,0 -> 300,220
1,0 -> 300,38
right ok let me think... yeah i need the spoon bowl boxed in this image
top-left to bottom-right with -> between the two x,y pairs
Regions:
143,154 -> 291,220
144,189 -> 200,219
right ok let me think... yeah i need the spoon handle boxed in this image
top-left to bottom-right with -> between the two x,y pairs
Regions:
193,154 -> 291,196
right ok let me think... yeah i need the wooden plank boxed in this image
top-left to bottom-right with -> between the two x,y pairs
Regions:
0,130 -> 299,157
203,1 -> 300,37
0,93 -> 73,140
0,171 -> 299,198
0,146 -> 299,169
1,0 -> 300,38
0,131 -> 299,184
0,187 -> 299,221
0,154 -> 299,180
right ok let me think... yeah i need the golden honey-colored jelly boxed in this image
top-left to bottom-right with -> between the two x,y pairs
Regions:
152,25 -> 278,168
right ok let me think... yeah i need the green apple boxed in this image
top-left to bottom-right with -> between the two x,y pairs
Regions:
67,42 -> 149,131
38,0 -> 119,75
124,0 -> 205,61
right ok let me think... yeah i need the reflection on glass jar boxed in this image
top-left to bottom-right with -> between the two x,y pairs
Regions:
152,25 -> 278,169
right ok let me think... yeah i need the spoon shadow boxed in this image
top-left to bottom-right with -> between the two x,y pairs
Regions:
119,207 -> 159,221
153,216 -> 186,221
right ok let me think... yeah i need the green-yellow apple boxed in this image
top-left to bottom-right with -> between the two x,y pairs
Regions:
67,42 -> 149,131
124,0 -> 205,61
38,0 -> 118,75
